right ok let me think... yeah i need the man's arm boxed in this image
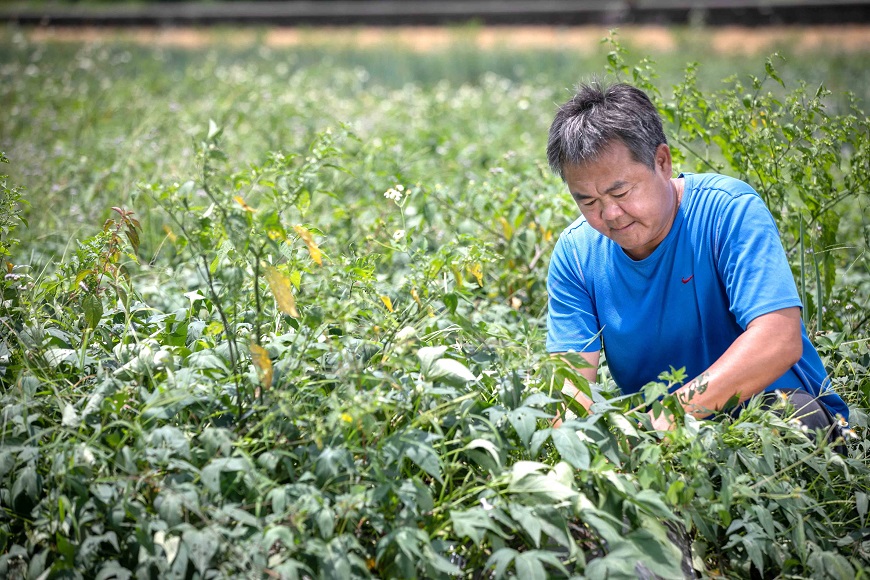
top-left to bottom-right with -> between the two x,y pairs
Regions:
650,307 -> 803,429
553,351 -> 599,428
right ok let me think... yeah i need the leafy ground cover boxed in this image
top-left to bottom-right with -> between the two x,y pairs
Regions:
1,27 -> 869,578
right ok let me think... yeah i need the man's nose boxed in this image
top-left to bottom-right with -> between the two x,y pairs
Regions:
602,200 -> 624,221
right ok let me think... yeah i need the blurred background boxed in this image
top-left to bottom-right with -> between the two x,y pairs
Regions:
2,0 -> 870,259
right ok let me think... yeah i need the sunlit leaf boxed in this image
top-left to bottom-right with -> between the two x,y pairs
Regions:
417,345 -> 447,376
207,118 -> 222,140
163,224 -> 177,242
62,404 -> 81,428
464,439 -> 502,468
380,295 -> 394,313
233,196 -> 257,213
250,344 -> 273,389
265,266 -> 300,318
427,357 -> 476,386
498,216 -> 514,240
468,262 -> 483,286
293,225 -> 322,265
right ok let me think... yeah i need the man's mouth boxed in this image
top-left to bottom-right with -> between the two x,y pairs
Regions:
611,222 -> 635,232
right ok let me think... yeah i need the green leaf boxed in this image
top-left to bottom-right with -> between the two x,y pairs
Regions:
43,348 -> 77,368
486,548 -> 518,579
529,428 -> 552,458
856,492 -> 868,523
743,535 -> 764,574
183,528 -> 218,574
753,504 -> 775,538
427,357 -> 476,386
442,292 -> 458,314
200,457 -> 249,493
11,464 -> 40,510
507,503 -> 542,547
0,451 -> 14,478
632,489 -> 675,521
451,508 -> 506,544
417,345 -> 447,376
507,407 -> 550,447
156,491 -> 185,527
508,470 -> 577,504
82,293 -> 103,329
464,438 -> 502,468
551,427 -> 590,470
316,506 -> 335,539
404,441 -> 443,483
514,551 -> 547,579
95,560 -> 133,580
424,546 -> 462,576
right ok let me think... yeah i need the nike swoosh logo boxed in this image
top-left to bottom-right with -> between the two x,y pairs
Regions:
681,275 -> 694,284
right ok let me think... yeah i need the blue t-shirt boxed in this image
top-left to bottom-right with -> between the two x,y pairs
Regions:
546,172 -> 848,421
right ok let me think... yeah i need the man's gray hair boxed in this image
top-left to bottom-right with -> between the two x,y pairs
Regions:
547,81 -> 667,181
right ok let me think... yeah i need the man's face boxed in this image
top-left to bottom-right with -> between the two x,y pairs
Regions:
563,141 -> 677,260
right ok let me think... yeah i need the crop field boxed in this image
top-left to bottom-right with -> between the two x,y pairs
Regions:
1,25 -> 870,578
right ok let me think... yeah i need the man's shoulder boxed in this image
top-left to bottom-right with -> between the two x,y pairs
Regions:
555,215 -> 608,255
686,173 -> 759,201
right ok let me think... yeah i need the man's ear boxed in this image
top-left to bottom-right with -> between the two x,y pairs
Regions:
656,143 -> 673,175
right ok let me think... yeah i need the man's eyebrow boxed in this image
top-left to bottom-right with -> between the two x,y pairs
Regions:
602,180 -> 630,194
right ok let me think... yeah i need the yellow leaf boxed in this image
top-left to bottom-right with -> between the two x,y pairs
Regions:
267,227 -> 286,241
468,262 -> 483,286
451,265 -> 464,288
250,344 -> 273,389
543,229 -> 553,242
288,270 -> 302,290
233,196 -> 257,213
410,287 -> 421,306
380,295 -> 394,313
498,216 -> 513,240
293,225 -> 322,265
162,224 -> 177,242
265,266 -> 300,318
74,269 -> 95,287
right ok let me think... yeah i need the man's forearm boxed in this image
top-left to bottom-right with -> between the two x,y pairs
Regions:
670,307 -> 803,420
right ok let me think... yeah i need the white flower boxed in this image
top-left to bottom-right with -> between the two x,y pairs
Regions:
393,229 -> 406,242
383,184 -> 405,202
480,497 -> 494,511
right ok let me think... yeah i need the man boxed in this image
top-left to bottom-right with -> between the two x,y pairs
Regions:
545,81 -> 848,437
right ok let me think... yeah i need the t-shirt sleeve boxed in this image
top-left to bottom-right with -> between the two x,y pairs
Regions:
716,192 -> 802,329
546,233 -> 601,353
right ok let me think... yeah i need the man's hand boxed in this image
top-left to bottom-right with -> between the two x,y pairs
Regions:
647,408 -> 675,431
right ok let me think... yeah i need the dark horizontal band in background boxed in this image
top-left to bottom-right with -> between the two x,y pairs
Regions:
3,0 -> 870,28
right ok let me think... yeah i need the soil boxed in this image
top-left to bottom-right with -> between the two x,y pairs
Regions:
18,24 -> 870,55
